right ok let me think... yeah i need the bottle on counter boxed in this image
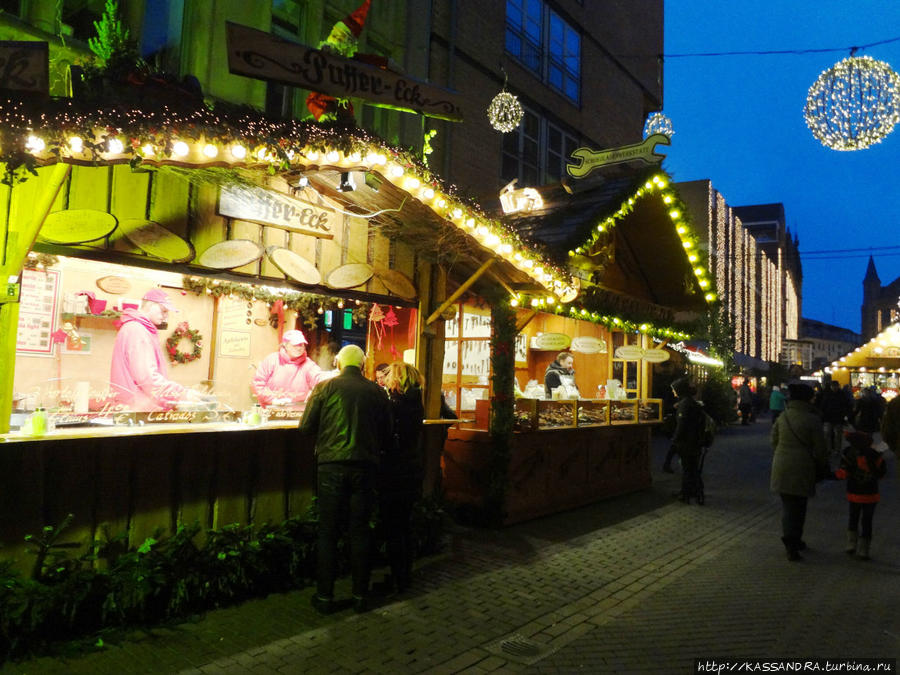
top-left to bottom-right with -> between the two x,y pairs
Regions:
31,407 -> 48,436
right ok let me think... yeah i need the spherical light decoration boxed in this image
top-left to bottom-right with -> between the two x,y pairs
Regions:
643,112 -> 674,138
487,91 -> 524,133
804,55 -> 900,151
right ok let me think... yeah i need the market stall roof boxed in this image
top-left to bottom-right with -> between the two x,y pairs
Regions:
0,95 -> 573,306
501,165 -> 713,319
829,321 -> 900,372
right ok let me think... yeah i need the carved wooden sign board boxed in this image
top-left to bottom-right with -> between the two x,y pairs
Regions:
219,187 -> 337,239
0,41 -> 48,94
225,22 -> 464,122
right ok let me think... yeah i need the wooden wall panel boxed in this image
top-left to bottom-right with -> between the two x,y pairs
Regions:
367,228 -> 391,296
67,165 -> 110,211
228,219 -> 263,276
261,227 -> 288,279
190,183 -> 228,261
317,215 -> 344,284
109,165 -> 151,253
148,170 -> 190,238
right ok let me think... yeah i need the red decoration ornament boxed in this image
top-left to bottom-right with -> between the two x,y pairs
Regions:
166,321 -> 203,364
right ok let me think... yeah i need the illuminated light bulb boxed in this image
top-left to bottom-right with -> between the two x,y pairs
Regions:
230,144 -> 247,159
349,151 -> 361,163
677,225 -> 687,234
640,324 -> 649,332
68,136 -> 83,152
286,149 -> 295,160
500,244 -> 513,255
485,233 -> 500,247
306,150 -> 319,161
663,195 -> 673,204
694,267 -> 705,276
531,298 -> 539,307
669,209 -> 680,219
26,135 -> 45,153
513,252 -> 523,261
874,346 -> 884,354
421,187 -> 435,200
546,296 -> 555,305
107,138 -> 124,154
613,317 -> 620,324
374,153 -> 387,165
581,309 -> 588,315
682,241 -> 693,249
534,267 -> 544,276
256,147 -> 268,160
142,143 -> 155,157
465,218 -> 476,229
317,306 -> 324,315
657,180 -> 668,188
364,153 -> 378,165
475,225 -> 489,237
388,164 -> 404,178
337,300 -> 344,309
644,181 -> 653,189
597,224 -> 605,232
435,197 -> 447,209
451,208 -> 463,219
688,254 -> 698,262
326,150 -> 340,163
173,141 -> 190,157
403,176 -> 420,190
203,144 -> 218,158
510,297 -> 519,307
699,279 -> 710,288
523,259 -> 534,269
704,292 -> 717,302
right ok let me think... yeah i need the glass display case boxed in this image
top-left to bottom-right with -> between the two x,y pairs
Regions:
512,398 -> 660,430
638,399 -> 662,423
576,400 -> 609,426
609,399 -> 638,424
537,399 -> 576,428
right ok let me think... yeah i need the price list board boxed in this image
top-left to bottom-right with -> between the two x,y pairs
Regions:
16,268 -> 60,356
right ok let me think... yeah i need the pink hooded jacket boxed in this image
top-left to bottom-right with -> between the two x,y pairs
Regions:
110,309 -> 186,411
252,347 -> 322,407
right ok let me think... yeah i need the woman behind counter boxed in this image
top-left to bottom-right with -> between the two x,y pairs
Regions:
252,329 -> 322,408
377,361 -> 426,594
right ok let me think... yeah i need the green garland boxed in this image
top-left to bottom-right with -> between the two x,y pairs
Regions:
182,276 -> 369,332
166,321 -> 202,364
485,298 -> 517,525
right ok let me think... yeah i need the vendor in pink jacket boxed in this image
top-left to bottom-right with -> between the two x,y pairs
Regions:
252,329 -> 322,408
110,289 -> 193,412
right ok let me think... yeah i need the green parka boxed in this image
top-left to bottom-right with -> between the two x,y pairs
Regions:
770,399 -> 827,497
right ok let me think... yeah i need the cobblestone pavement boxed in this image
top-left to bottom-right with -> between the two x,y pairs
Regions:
5,419 -> 900,674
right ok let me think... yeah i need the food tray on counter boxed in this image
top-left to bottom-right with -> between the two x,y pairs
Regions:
513,398 -> 661,430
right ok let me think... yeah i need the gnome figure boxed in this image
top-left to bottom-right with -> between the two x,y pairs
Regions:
305,0 -> 372,122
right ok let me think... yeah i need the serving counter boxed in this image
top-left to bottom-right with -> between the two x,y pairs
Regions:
0,421 -> 313,567
443,398 -> 661,524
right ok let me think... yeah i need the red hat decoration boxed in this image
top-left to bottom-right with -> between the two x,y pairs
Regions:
344,0 -> 371,38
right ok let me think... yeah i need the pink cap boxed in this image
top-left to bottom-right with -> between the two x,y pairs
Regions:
282,329 -> 307,345
142,288 -> 175,310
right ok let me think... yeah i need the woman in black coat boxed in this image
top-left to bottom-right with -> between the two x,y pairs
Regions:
378,361 -> 425,593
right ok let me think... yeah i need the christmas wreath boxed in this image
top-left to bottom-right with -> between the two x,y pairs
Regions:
166,321 -> 202,364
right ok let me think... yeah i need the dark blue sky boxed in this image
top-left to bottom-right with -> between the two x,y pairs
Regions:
663,1 -> 900,333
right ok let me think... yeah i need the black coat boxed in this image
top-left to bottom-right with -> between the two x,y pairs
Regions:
672,396 -> 704,458
380,386 -> 425,498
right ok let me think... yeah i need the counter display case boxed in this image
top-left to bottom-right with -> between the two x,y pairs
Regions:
576,400 -> 609,426
512,398 -> 662,431
638,399 -> 662,423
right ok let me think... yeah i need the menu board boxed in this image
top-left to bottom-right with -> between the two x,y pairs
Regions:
218,296 -> 252,357
16,268 -> 59,356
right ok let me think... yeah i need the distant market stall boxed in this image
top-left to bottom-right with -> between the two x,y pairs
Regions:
825,321 -> 900,400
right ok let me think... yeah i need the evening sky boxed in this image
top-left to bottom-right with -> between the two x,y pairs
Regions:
662,0 -> 900,333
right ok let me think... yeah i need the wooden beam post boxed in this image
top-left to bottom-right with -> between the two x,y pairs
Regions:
424,258 -> 494,326
0,163 -> 71,433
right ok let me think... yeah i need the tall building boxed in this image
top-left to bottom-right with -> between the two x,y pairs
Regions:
677,182 -> 802,367
861,257 -> 900,340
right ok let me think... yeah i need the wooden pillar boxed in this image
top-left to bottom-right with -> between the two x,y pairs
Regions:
416,261 -> 447,497
0,163 -> 71,434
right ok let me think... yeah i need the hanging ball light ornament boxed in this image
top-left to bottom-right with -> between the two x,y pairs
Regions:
487,90 -> 524,133
804,54 -> 900,151
643,112 -> 674,139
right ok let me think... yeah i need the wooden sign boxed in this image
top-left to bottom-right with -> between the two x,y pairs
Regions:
326,263 -> 374,289
197,240 -> 265,269
531,333 -> 572,351
566,134 -> 670,179
614,346 -> 645,360
0,41 -> 48,94
40,210 -> 117,244
96,276 -> 131,295
226,22 -> 464,122
219,187 -> 336,239
571,336 -> 607,354
375,268 -> 416,300
266,247 -> 322,286
642,349 -> 670,363
121,219 -> 195,263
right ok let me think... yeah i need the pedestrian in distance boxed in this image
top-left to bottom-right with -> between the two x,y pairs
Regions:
769,384 -> 786,424
852,386 -> 885,434
738,378 -> 753,425
818,380 -> 851,460
770,382 -> 828,562
376,361 -> 426,595
881,394 -> 900,455
670,378 -> 704,504
299,345 -> 393,614
833,431 -> 886,560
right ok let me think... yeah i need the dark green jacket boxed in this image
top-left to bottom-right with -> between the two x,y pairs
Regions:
672,396 -> 704,458
299,366 -> 392,466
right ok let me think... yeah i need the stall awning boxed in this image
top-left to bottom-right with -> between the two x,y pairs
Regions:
830,321 -> 900,371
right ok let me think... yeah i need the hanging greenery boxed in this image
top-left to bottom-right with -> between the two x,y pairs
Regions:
182,276 -> 369,332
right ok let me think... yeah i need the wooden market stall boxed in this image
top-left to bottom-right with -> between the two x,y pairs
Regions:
441,167 -> 715,524
826,321 -> 900,400
0,94 -> 577,563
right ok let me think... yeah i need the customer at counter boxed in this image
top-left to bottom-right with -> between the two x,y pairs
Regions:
110,289 -> 199,412
252,329 -> 322,408
544,351 -> 577,398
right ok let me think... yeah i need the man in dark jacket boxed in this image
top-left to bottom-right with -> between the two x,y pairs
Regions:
544,351 -> 575,398
671,378 -> 705,504
300,344 -> 392,614
819,380 -> 850,458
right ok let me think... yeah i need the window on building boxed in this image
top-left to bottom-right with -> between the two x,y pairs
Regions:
266,0 -> 304,119
501,105 -> 579,185
442,303 -> 492,421
505,0 -> 580,104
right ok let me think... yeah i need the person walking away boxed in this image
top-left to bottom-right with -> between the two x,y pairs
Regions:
769,385 -> 786,424
738,378 -> 753,425
834,431 -> 886,560
670,378 -> 704,504
377,361 -> 426,594
770,382 -> 828,561
881,395 -> 900,455
853,386 -> 885,434
819,380 -> 850,460
299,345 -> 392,614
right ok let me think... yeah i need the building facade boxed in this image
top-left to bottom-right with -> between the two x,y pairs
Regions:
677,182 -> 802,367
862,257 -> 900,341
